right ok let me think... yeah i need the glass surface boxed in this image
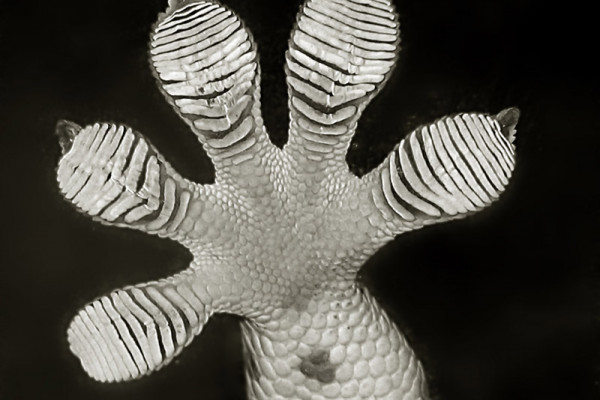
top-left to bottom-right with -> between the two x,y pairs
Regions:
0,0 -> 598,399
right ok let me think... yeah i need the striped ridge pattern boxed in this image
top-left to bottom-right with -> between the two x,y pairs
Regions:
67,279 -> 209,382
374,113 -> 516,223
56,123 -> 193,234
150,1 -> 263,164
286,0 -> 400,157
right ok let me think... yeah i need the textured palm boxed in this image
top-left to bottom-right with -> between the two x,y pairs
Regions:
55,0 -> 518,398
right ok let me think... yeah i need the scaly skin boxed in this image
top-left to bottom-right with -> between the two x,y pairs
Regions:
55,0 -> 518,399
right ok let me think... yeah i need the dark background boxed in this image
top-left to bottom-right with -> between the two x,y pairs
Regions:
1,0 -> 599,399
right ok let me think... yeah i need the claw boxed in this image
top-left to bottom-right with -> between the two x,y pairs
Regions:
495,107 -> 520,143
55,119 -> 82,154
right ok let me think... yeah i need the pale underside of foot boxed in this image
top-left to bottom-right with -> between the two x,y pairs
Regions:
54,0 -> 518,398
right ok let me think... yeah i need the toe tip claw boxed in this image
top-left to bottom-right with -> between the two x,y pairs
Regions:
56,119 -> 82,154
495,107 -> 520,143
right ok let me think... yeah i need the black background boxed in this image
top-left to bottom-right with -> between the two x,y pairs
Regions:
1,0 -> 599,399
